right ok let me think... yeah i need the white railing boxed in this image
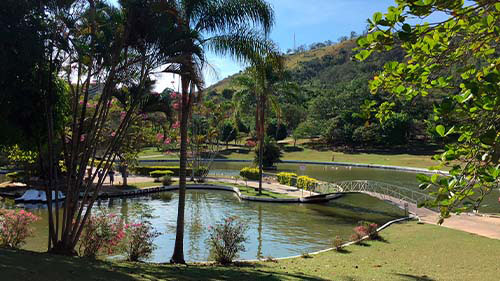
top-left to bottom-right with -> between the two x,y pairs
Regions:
316,180 -> 435,206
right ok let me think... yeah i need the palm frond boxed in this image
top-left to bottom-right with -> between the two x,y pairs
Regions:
194,0 -> 274,35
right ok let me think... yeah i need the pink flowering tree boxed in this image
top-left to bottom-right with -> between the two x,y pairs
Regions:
78,212 -> 125,259
0,209 -> 40,249
122,221 -> 160,262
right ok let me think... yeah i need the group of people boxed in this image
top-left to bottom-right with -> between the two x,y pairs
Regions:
86,164 -> 128,186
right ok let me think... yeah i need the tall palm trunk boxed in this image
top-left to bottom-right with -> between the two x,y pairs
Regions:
171,75 -> 190,264
257,93 -> 266,195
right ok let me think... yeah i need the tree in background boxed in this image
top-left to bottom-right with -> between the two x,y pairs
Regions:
254,136 -> 282,168
219,121 -> 238,148
357,0 -> 500,221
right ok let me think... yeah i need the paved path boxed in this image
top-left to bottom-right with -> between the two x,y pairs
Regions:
364,191 -> 500,240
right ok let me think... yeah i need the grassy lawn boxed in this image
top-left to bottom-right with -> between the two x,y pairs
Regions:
202,181 -> 295,199
1,221 -> 499,281
138,144 -> 442,169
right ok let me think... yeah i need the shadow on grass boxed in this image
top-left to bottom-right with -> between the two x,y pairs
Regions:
394,273 -> 435,281
1,248 -> 328,281
335,248 -> 351,254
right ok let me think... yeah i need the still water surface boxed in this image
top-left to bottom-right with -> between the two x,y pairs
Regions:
3,191 -> 404,262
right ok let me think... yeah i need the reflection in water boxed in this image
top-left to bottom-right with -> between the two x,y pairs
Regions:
9,190 -> 404,262
257,205 -> 263,259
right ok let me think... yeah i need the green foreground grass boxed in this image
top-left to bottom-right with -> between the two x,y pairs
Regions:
1,221 -> 499,281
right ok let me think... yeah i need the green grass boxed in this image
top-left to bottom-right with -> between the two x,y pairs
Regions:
1,221 -> 499,280
189,181 -> 295,199
139,143 -> 442,169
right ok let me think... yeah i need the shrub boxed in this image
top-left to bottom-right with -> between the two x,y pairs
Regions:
296,176 -> 318,191
276,172 -> 297,186
358,221 -> 380,240
350,233 -> 362,244
149,170 -> 174,179
239,167 -> 260,181
122,221 -> 160,261
333,235 -> 343,251
353,225 -> 369,238
79,212 -> 125,259
162,175 -> 173,186
207,216 -> 248,264
0,209 -> 40,248
254,136 -> 282,168
134,166 -> 196,177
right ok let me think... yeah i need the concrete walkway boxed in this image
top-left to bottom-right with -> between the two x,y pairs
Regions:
364,191 -> 500,240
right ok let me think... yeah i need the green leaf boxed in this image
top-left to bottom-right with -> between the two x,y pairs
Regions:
436,125 -> 445,137
496,3 -> 500,12
373,12 -> 383,24
355,49 -> 372,61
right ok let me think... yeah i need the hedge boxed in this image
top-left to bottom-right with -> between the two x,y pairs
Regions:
239,167 -> 260,181
150,170 -> 174,178
134,166 -> 207,177
276,172 -> 297,186
296,176 -> 318,191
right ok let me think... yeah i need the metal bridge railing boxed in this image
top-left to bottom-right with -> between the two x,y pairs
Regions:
316,180 -> 435,206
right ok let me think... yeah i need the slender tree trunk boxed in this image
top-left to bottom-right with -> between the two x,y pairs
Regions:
258,93 -> 266,195
171,76 -> 190,264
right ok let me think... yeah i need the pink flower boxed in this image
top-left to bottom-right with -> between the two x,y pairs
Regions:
80,134 -> 86,142
172,121 -> 180,129
163,138 -> 171,145
110,131 -> 116,137
156,133 -> 164,142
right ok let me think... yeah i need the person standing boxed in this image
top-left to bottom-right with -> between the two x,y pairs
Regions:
108,168 -> 115,186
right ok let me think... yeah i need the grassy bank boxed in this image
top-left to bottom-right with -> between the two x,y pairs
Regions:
1,221 -> 499,281
138,143 -> 442,169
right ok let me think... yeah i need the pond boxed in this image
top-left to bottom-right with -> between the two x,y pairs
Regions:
202,162 -> 500,214
1,190 -> 404,262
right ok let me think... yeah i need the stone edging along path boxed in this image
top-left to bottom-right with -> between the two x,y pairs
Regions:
98,183 -> 342,203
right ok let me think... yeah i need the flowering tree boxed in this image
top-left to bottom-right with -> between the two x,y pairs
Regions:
0,209 -> 40,249
78,212 -> 124,258
122,221 -> 160,262
34,0 -> 194,255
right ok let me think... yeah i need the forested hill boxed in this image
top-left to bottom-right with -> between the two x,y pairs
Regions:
207,39 -> 439,148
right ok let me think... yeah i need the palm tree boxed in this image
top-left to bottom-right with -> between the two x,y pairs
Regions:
161,0 -> 275,264
235,54 -> 284,194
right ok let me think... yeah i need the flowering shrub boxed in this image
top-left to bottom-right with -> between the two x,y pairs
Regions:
276,172 -> 297,186
207,216 -> 248,264
239,167 -> 260,181
353,225 -> 369,238
353,221 -> 380,241
79,212 -> 125,258
0,209 -> 39,248
350,233 -> 362,244
122,221 -> 160,261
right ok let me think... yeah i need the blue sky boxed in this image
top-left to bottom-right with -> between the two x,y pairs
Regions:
201,0 -> 397,86
108,0 -> 446,90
